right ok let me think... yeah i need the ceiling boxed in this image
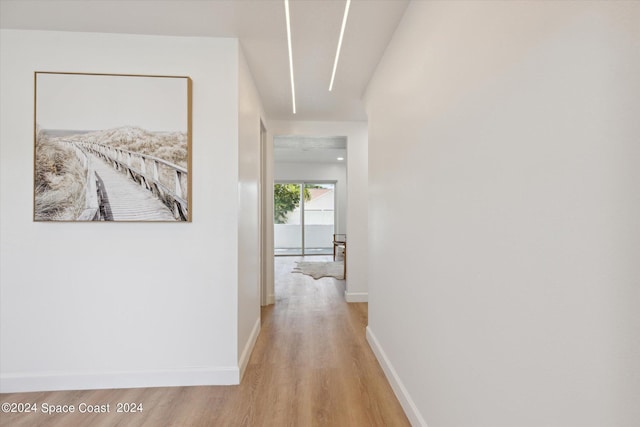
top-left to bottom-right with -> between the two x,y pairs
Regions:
0,0 -> 409,122
274,135 -> 347,163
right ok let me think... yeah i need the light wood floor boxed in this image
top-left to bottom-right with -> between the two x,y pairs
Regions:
0,256 -> 409,426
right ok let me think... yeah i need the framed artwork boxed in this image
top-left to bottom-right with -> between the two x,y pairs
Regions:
33,72 -> 192,222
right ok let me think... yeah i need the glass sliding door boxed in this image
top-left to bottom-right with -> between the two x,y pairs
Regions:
274,183 -> 303,255
274,182 -> 336,256
304,183 -> 335,255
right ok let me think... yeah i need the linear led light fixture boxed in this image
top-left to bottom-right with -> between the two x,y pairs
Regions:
329,0 -> 351,91
285,0 -> 296,114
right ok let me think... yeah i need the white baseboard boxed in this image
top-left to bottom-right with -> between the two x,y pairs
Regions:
344,291 -> 368,302
0,366 -> 239,394
267,293 -> 275,305
238,317 -> 261,381
2,318 -> 264,393
366,327 -> 428,427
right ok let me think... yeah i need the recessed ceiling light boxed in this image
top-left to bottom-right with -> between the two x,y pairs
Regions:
329,0 -> 351,92
285,0 -> 296,114
337,157 -> 345,161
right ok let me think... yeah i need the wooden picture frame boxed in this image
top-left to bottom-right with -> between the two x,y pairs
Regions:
33,72 -> 192,222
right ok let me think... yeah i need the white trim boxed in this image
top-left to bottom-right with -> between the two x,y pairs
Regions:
267,293 -> 275,305
344,291 -> 368,302
239,317 -> 261,380
0,366 -> 239,393
260,120 -> 269,306
366,327 -> 428,427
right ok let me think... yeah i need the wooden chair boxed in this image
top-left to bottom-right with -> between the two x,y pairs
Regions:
333,234 -> 347,279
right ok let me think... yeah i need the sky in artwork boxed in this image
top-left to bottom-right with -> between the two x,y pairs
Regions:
36,73 -> 189,132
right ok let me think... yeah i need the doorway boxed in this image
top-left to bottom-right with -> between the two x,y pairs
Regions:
274,181 -> 336,256
268,134 -> 348,303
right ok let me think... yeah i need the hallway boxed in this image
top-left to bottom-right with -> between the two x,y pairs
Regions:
219,256 -> 409,425
0,256 -> 409,427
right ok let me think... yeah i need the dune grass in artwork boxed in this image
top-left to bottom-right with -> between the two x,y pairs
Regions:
34,128 -> 87,221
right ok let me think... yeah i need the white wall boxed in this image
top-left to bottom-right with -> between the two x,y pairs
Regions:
237,47 -> 264,378
0,30 -> 243,392
364,1 -> 640,426
266,121 -> 368,303
275,161 -> 347,233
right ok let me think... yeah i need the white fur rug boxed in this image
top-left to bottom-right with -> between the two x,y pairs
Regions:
292,261 -> 344,280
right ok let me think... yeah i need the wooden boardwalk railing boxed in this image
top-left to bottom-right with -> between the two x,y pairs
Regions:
61,141 -> 103,221
67,141 -> 189,221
